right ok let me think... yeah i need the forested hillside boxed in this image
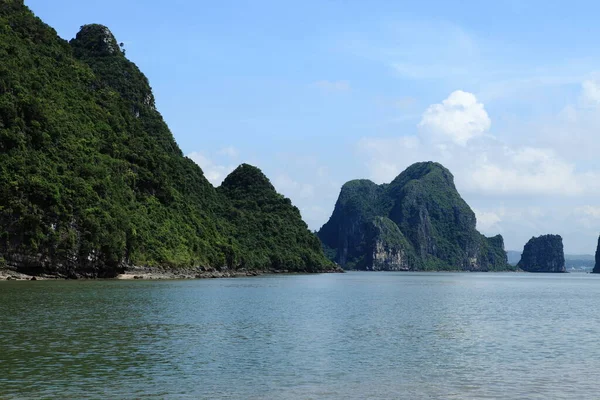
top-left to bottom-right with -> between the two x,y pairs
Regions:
0,1 -> 333,277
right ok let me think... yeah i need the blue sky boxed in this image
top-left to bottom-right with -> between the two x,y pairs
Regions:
26,0 -> 600,253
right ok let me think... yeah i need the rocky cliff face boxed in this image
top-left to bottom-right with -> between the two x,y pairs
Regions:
517,235 -> 566,273
318,180 -> 386,269
318,162 -> 511,271
593,236 -> 600,274
366,217 -> 420,271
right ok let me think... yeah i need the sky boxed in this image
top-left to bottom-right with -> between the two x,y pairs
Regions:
26,0 -> 600,254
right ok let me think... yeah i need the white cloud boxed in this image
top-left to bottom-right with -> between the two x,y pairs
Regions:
572,206 -> 600,234
187,151 -> 236,186
360,133 -> 597,197
273,174 -> 315,199
418,90 -> 491,146
468,146 -> 584,195
357,86 -> 600,253
469,205 -> 587,251
187,150 -> 337,231
217,146 -> 239,158
576,205 -> 600,219
517,78 -> 600,166
574,206 -> 600,229
358,136 -> 420,183
581,79 -> 600,105
313,80 -> 351,93
360,90 -> 600,196
474,208 -> 502,232
267,154 -> 344,231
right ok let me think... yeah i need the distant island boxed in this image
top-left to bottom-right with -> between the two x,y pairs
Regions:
317,162 -> 513,271
508,250 -> 595,272
517,235 -> 566,273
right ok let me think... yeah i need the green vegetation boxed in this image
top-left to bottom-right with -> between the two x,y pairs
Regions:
517,234 -> 566,273
0,2 -> 332,277
318,162 -> 513,271
218,164 -> 331,272
317,179 -> 385,269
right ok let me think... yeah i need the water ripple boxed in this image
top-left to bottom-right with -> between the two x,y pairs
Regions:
1,272 -> 600,399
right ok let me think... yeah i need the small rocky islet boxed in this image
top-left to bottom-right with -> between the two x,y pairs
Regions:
593,236 -> 600,274
517,235 -> 566,273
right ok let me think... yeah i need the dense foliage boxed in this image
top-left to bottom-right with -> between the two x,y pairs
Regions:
219,164 -> 332,272
318,179 -> 385,269
0,1 -> 332,276
318,162 -> 512,271
517,234 -> 566,273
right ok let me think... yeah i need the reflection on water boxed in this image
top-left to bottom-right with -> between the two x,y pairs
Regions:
1,272 -> 600,399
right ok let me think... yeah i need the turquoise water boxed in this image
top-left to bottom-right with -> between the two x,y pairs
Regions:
1,272 -> 600,399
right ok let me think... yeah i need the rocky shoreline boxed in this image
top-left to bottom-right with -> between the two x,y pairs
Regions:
0,265 -> 344,281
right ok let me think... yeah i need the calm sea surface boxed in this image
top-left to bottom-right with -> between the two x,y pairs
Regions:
1,272 -> 600,399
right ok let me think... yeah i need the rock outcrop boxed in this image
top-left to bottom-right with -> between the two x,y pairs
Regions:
593,235 -> 600,274
318,162 -> 511,271
517,235 -> 566,273
366,217 -> 420,271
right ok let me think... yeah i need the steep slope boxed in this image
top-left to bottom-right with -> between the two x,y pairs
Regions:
318,179 -> 389,269
517,235 -> 566,273
364,216 -> 421,271
318,162 -> 511,271
0,2 -> 332,277
218,164 -> 334,272
593,236 -> 600,273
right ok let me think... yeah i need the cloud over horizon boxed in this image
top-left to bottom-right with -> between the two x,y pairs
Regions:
358,87 -> 600,253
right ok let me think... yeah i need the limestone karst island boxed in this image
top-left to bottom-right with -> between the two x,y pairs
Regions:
0,2 -> 597,279
2,1 -> 600,399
